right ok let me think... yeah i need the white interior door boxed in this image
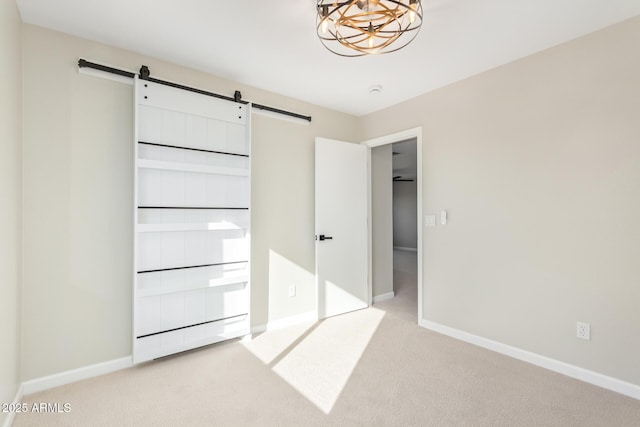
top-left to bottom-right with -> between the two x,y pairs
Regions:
315,137 -> 368,319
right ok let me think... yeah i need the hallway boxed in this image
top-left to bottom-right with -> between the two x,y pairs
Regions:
374,248 -> 418,322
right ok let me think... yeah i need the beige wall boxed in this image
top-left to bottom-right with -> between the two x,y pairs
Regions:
0,0 -> 23,420
21,24 -> 358,381
371,145 -> 393,298
253,112 -> 357,321
360,16 -> 640,386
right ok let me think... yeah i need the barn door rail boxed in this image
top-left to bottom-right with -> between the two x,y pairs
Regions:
77,58 -> 312,123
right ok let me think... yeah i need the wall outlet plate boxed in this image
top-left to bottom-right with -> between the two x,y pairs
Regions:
425,215 -> 436,227
577,321 -> 590,340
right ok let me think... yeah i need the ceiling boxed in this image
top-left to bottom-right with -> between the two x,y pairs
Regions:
16,0 -> 640,117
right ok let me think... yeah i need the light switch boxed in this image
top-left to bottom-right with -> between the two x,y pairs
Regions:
441,210 -> 447,225
424,215 -> 436,227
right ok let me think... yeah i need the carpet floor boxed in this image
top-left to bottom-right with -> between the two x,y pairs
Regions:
14,250 -> 640,426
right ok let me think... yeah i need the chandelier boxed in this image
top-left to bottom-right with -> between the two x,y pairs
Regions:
316,0 -> 423,57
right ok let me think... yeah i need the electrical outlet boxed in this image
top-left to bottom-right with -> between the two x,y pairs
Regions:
288,285 -> 296,298
576,322 -> 590,340
424,215 -> 436,227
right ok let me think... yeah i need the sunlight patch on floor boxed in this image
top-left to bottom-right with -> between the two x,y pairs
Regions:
271,308 -> 385,414
241,321 -> 316,365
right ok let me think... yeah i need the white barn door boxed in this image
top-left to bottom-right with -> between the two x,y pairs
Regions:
133,77 -> 251,363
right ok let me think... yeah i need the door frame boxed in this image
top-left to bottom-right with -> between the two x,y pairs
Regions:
362,127 -> 424,323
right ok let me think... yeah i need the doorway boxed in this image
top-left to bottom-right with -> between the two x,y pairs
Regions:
391,138 -> 418,317
364,128 -> 423,323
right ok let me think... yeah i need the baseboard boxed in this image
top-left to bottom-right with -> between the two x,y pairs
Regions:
1,383 -> 23,427
373,291 -> 395,303
251,311 -> 317,335
394,246 -> 417,252
419,319 -> 640,401
21,356 -> 133,396
250,324 -> 267,334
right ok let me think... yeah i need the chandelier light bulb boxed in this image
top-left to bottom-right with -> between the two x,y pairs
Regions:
409,0 -> 417,23
321,5 -> 330,33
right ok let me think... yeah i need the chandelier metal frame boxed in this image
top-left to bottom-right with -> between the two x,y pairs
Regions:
316,0 -> 423,57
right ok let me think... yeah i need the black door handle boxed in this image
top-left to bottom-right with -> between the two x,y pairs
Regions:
317,234 -> 333,241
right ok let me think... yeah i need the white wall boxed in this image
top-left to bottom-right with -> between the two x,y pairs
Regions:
360,16 -> 640,386
371,145 -> 393,298
392,180 -> 417,249
0,0 -> 22,422
21,24 -> 359,381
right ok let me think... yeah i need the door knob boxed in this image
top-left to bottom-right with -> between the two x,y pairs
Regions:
316,234 -> 333,241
